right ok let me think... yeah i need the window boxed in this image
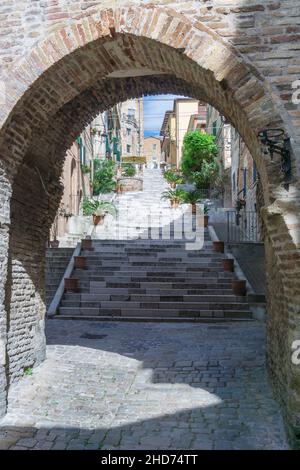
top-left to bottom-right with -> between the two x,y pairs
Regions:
243,169 -> 247,197
152,144 -> 157,151
127,108 -> 135,119
126,128 -> 131,136
232,172 -> 236,192
212,121 -> 217,136
253,162 -> 257,183
80,144 -> 86,165
126,144 -> 131,154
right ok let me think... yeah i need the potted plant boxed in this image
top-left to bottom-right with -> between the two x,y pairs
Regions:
64,277 -> 79,292
81,238 -> 93,251
161,188 -> 186,209
181,189 -> 202,214
163,170 -> 185,188
82,198 -> 117,225
232,279 -> 247,296
235,198 -> 246,225
222,258 -> 234,272
235,198 -> 246,211
213,240 -> 225,253
74,256 -> 87,269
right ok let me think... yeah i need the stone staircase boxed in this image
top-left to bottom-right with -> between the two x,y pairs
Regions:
45,248 -> 74,308
52,170 -> 253,322
57,234 -> 252,322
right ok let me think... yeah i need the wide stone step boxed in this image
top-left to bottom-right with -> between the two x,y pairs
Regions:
61,299 -> 249,310
62,293 -> 245,303
74,267 -> 227,275
74,271 -> 235,278
80,262 -> 223,268
55,315 -> 253,323
64,287 -> 234,298
77,258 -> 223,264
88,279 -> 234,288
58,306 -> 252,319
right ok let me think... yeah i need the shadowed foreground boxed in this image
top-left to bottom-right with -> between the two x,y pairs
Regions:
0,320 -> 288,450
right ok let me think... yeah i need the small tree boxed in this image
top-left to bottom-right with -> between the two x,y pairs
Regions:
93,159 -> 117,195
181,131 -> 219,188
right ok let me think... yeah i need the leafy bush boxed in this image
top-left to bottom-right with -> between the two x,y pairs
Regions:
181,189 -> 203,205
190,160 -> 219,189
181,132 -> 219,188
81,164 -> 90,174
122,163 -> 136,177
161,188 -> 186,205
163,170 -> 185,186
93,159 -> 117,194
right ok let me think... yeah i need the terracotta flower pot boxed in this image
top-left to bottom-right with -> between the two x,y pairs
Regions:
191,203 -> 197,215
170,182 -> 176,189
222,258 -> 234,272
204,215 -> 209,227
213,241 -> 224,253
64,278 -> 79,292
74,256 -> 86,269
232,280 -> 247,296
93,214 -> 105,226
171,201 -> 179,209
81,239 -> 93,251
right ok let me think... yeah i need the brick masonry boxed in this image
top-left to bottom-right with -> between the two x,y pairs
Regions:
0,0 -> 299,446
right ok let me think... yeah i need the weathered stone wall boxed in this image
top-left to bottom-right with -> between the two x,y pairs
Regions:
5,157 -> 63,384
0,0 -> 299,446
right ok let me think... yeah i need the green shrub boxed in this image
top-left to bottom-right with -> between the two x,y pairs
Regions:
93,159 -> 117,194
163,170 -> 185,186
122,163 -> 136,177
161,188 -> 186,205
181,131 -> 219,188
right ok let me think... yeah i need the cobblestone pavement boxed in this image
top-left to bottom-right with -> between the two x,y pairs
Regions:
0,320 -> 289,450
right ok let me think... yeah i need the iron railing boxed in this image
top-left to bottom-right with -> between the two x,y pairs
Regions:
226,210 -> 261,243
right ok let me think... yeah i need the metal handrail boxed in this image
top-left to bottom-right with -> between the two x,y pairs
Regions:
226,210 -> 261,243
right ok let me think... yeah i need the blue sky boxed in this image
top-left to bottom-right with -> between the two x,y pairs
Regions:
143,94 -> 186,137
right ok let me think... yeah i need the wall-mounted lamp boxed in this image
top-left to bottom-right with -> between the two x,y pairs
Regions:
258,128 -> 291,187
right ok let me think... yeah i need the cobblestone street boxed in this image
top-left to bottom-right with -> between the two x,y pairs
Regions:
0,320 -> 288,450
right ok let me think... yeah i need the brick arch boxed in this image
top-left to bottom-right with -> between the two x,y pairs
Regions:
0,6 -> 293,200
0,4 -> 300,445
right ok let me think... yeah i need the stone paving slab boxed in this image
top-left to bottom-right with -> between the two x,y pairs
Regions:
0,320 -> 289,450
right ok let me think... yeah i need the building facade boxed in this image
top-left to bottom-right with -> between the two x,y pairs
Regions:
160,99 -> 206,168
144,136 -> 162,168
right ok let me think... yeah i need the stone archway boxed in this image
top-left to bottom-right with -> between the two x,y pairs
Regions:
0,4 -> 299,445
